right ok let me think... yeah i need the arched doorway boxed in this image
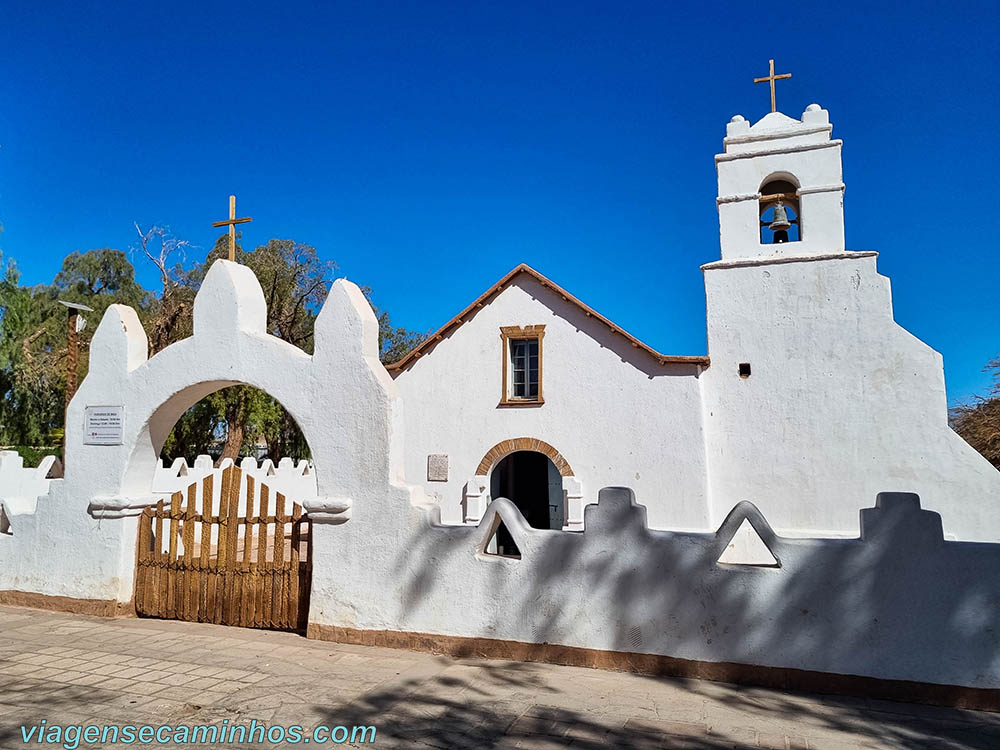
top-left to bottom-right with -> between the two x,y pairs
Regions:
488,450 -> 564,556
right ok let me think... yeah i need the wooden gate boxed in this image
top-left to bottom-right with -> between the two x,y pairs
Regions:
135,465 -> 311,631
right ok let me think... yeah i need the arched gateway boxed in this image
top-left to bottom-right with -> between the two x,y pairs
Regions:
54,259 -> 409,621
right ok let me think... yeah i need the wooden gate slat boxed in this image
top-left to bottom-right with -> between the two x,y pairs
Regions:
289,503 -> 302,632
136,508 -> 151,614
154,499 -> 166,618
183,482 -> 197,621
166,492 -> 181,619
216,466 -> 232,625
226,467 -> 242,625
240,474 -> 255,628
273,493 -> 286,629
259,484 -> 271,629
199,474 -> 213,623
135,463 -> 309,633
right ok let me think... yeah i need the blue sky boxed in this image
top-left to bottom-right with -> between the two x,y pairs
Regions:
1,1 -> 997,403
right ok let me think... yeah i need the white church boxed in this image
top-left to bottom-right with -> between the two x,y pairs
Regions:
388,102 -> 1000,545
2,95 -> 999,706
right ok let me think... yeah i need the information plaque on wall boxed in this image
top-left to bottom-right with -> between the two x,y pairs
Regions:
84,405 -> 125,445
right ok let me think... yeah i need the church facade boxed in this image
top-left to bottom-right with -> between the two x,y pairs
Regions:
391,103 -> 1000,544
2,101 -> 1000,704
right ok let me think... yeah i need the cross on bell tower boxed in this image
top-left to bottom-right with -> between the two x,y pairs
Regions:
753,59 -> 792,113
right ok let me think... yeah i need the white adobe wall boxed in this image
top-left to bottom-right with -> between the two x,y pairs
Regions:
151,455 -> 317,512
392,273 -> 709,531
700,252 -> 1000,541
0,452 -> 62,534
0,255 -> 997,693
0,260 -> 405,603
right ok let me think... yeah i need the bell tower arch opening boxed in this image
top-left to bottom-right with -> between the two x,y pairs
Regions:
759,176 -> 800,244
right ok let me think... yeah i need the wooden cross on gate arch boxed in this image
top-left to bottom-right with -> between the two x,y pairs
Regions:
212,195 -> 252,262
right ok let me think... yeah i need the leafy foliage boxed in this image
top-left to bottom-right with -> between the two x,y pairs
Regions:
0,233 -> 422,465
0,248 -> 146,445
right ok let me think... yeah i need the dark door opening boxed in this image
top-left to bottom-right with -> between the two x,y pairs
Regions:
488,450 -> 564,556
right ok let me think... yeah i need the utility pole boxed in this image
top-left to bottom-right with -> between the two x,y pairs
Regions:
58,300 -> 93,462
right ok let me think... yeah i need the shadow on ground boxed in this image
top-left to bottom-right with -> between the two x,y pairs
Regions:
313,660 -> 1000,749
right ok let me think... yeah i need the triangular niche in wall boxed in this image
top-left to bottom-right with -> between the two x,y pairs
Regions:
717,518 -> 778,567
482,519 -> 522,559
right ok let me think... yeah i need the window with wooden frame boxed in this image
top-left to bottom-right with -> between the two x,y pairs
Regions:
500,325 -> 545,405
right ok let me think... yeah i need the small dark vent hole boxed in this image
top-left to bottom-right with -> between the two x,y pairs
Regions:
739,362 -> 752,378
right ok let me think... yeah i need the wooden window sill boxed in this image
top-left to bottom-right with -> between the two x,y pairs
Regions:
497,398 -> 545,408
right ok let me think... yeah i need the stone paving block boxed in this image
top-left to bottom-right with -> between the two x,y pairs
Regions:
46,657 -> 90,670
26,666 -> 65,680
513,736 -> 573,749
107,666 -> 146,680
10,652 -> 60,666
48,669 -> 89,684
67,672 -> 106,686
624,717 -> 708,737
189,665 -> 226,678
758,732 -> 792,748
127,680 -> 170,696
156,671 -> 199,687
98,677 -> 132,691
92,652 -> 126,664
90,662 -> 127,676
132,669 -> 172,683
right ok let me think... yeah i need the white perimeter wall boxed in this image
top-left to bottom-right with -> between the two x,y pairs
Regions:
392,274 -> 709,531
701,252 -> 1000,541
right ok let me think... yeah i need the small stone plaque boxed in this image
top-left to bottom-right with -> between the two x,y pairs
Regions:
427,454 -> 449,482
84,405 -> 125,445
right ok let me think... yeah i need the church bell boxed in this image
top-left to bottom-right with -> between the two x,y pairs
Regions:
769,201 -> 791,243
769,202 -> 791,231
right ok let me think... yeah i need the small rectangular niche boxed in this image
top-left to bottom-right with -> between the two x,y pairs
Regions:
738,362 -> 752,378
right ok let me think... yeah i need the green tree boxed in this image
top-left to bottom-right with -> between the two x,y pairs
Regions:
1,231 -> 422,465
0,248 -> 146,446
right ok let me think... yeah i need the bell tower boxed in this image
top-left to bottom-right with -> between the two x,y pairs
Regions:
715,104 -> 845,260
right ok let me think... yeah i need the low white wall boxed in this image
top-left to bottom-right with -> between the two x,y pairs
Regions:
151,455 -> 317,515
0,451 -> 62,534
312,480 -> 1000,690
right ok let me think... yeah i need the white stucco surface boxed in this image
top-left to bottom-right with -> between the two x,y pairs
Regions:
150,455 -> 317,512
0,260 -> 408,603
391,274 -> 708,532
1,104 -> 998,693
718,105 -> 845,260
701,252 -> 1000,541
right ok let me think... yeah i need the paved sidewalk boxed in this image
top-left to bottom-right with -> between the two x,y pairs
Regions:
0,605 -> 997,749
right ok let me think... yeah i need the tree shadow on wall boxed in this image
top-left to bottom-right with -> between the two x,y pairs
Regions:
391,489 -> 1000,748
